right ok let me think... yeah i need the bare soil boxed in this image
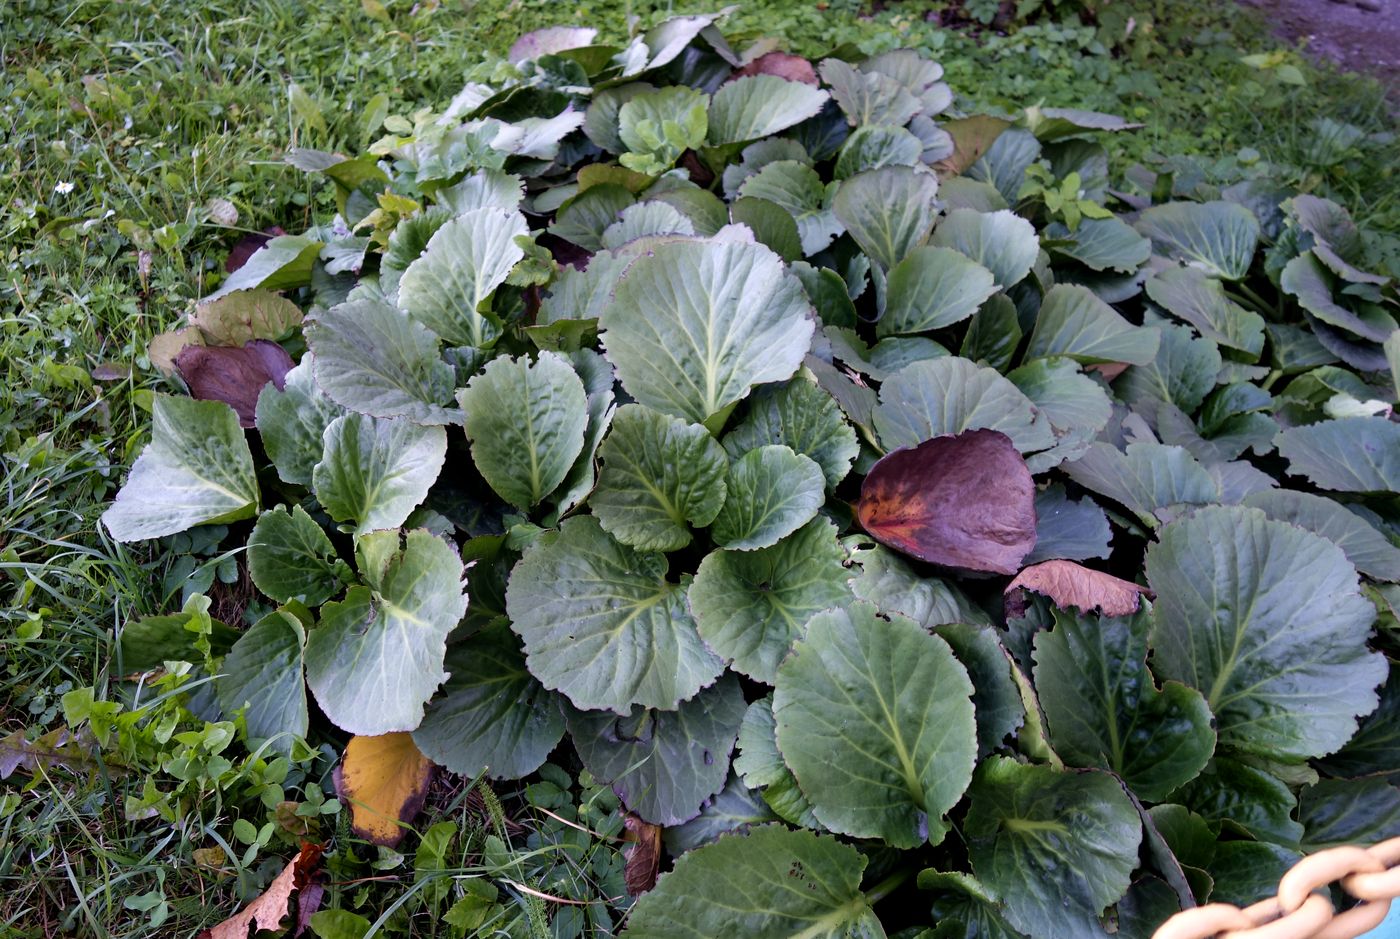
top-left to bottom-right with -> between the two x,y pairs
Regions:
1238,0 -> 1400,95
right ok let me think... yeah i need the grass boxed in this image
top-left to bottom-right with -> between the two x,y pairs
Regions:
1,0 -> 1395,934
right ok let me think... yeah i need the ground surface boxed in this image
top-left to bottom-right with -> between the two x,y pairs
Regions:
1243,0 -> 1400,93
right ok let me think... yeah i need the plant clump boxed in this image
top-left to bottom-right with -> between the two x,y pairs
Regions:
103,11 -> 1400,937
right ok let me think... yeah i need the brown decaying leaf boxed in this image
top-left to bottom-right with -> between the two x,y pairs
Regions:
732,52 -> 819,85
175,340 -> 293,427
196,842 -> 324,939
1004,559 -> 1153,619
858,429 -> 1037,575
334,733 -> 437,847
622,813 -> 662,896
933,115 -> 1012,179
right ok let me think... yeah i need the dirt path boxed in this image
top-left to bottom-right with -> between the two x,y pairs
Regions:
1238,0 -> 1400,94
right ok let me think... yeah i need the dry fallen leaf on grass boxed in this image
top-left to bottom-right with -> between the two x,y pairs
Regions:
196,842 -> 323,939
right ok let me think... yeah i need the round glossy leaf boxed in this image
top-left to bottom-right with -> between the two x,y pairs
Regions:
412,622 -> 565,780
711,445 -> 824,550
832,166 -> 939,270
312,413 -> 447,536
878,246 -> 998,338
600,239 -> 816,424
102,395 -> 260,542
706,75 -> 829,146
773,601 -> 977,847
591,404 -> 729,551
505,516 -> 724,712
690,518 -> 851,683
1146,506 -> 1387,760
964,757 -> 1141,939
1134,200 -> 1259,281
929,209 -> 1039,289
458,352 -> 589,509
305,530 -> 467,735
256,355 -> 345,487
873,356 -> 1053,454
568,675 -> 746,826
1276,417 -> 1400,494
722,377 -> 858,491
622,825 -> 880,939
216,610 -> 308,753
1025,284 -> 1160,366
247,504 -> 351,607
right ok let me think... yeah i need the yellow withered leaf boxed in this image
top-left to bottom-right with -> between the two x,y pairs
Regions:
334,733 -> 436,846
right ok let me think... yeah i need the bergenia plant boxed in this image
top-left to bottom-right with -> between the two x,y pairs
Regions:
103,10 -> 1400,937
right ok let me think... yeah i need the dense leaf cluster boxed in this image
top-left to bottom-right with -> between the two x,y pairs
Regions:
103,12 -> 1400,937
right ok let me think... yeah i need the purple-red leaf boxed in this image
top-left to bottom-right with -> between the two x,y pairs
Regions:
857,429 -> 1036,574
1004,559 -> 1152,619
175,339 -> 293,427
733,52 -> 818,86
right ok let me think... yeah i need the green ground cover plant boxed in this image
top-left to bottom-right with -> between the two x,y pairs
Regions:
3,0 -> 1398,935
81,9 -> 1400,937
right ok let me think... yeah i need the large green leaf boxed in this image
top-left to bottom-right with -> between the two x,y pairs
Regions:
722,377 -> 858,491
663,772 -> 779,855
304,529 -> 467,735
968,128 -> 1041,204
1316,663 -> 1400,779
1033,607 -> 1215,802
568,675 -> 746,825
707,75 -> 829,147
1008,357 -> 1112,472
1173,757 -> 1303,847
247,504 -> 351,606
207,234 -> 322,299
1146,506 -> 1387,760
603,201 -> 696,248
553,348 -> 617,515
1144,267 -> 1265,358
255,355 -> 345,486
1276,417 -> 1400,493
832,166 -> 940,270
1243,489 -> 1400,582
215,610 -> 308,753
1281,251 -> 1395,343
878,246 -> 998,337
303,296 -> 457,424
412,621 -> 565,780
102,395 -> 260,542
1025,284 -> 1160,366
935,623 -> 1026,759
1061,442 -> 1218,528
599,239 -> 816,424
773,602 -> 977,847
622,825 -> 883,939
1045,216 -> 1150,274
1134,201 -> 1260,281
820,57 -> 921,127
711,445 -> 824,550
849,543 -> 991,628
964,757 -> 1141,939
730,196 -> 802,262
690,518 -> 851,683
1298,778 -> 1400,851
929,209 -> 1039,289
873,356 -> 1054,454
734,696 -> 820,828
738,161 -> 843,255
833,124 -> 923,180
312,413 -> 447,536
397,208 -> 527,347
458,352 -> 589,509
505,517 -> 724,712
1115,322 -> 1222,418
591,404 -> 729,551
1025,483 -> 1112,565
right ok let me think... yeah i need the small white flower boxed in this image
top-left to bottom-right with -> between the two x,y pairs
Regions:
54,181 -> 74,194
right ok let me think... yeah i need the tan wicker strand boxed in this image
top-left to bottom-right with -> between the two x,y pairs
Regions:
1152,841 -> 1400,939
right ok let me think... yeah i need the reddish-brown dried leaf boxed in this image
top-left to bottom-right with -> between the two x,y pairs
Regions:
175,339 -> 293,427
858,429 -> 1036,574
1004,559 -> 1153,619
196,843 -> 323,939
623,813 -> 662,896
732,52 -> 819,85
